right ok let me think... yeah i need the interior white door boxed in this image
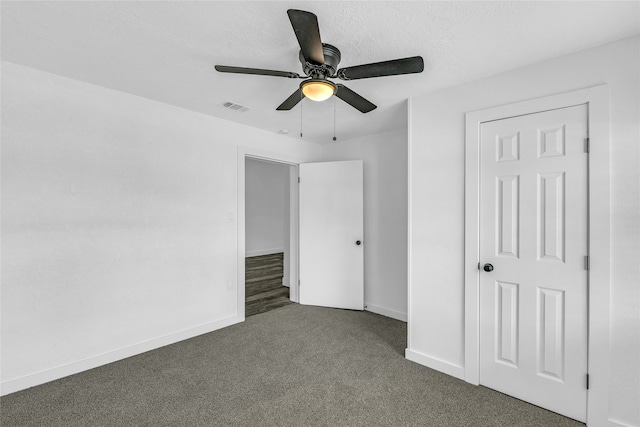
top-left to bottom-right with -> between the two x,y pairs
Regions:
479,105 -> 588,421
299,160 -> 364,310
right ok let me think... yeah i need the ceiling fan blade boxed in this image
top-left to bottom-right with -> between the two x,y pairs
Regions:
276,88 -> 304,110
287,9 -> 325,65
335,84 -> 377,113
215,65 -> 301,79
337,56 -> 424,80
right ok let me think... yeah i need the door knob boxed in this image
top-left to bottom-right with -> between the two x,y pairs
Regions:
483,263 -> 494,272
356,240 -> 362,246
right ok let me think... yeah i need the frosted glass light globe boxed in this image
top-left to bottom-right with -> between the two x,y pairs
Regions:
301,80 -> 336,102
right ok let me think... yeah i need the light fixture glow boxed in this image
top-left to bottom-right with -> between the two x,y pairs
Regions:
301,80 -> 336,102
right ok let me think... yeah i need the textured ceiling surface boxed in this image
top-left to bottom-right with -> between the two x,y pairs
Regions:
2,1 -> 639,144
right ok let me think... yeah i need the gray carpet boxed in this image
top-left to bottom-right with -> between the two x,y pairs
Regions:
1,304 -> 583,426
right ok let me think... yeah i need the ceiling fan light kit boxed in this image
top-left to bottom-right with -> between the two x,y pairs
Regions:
215,9 -> 424,114
301,79 -> 336,102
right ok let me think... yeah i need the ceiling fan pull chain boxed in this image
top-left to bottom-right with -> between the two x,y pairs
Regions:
333,97 -> 337,141
300,91 -> 303,138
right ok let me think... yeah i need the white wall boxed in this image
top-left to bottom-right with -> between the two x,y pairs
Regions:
245,159 -> 289,257
322,126 -> 409,321
0,62 -> 322,394
407,36 -> 639,426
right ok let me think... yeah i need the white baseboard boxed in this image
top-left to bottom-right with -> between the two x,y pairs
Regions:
1,315 -> 242,396
609,418 -> 639,427
245,247 -> 285,258
405,348 -> 465,380
365,303 -> 407,322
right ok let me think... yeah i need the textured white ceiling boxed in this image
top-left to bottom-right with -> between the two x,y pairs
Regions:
2,1 -> 639,144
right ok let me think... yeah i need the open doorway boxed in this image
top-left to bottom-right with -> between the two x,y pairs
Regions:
244,158 -> 296,317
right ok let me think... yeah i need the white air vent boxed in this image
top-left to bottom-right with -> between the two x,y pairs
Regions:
221,101 -> 250,113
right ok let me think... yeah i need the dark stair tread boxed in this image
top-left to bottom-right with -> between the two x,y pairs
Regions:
245,253 -> 290,317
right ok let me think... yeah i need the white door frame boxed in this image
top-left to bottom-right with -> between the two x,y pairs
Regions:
464,86 -> 610,425
237,146 -> 301,320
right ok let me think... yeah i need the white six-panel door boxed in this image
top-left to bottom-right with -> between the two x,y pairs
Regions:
299,160 -> 364,310
479,105 -> 588,421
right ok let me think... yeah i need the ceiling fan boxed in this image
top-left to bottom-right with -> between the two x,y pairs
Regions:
215,9 -> 424,113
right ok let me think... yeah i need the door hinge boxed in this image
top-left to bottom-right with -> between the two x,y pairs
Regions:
477,262 -> 481,270
586,374 -> 590,390
298,279 -> 301,287
584,255 -> 590,271
298,177 -> 300,183
585,137 -> 590,153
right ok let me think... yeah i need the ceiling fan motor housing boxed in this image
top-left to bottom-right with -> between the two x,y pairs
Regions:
299,43 -> 341,78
